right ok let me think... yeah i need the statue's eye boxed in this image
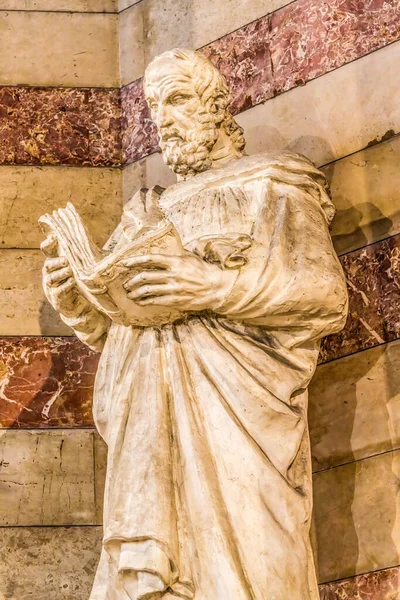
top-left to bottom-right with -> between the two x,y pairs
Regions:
148,101 -> 158,111
170,94 -> 191,105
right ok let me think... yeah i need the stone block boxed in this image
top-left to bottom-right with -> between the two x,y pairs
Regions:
0,429 -> 99,526
121,13 -> 400,166
141,0 -> 297,65
119,1 -> 144,86
310,340 -> 400,471
320,234 -> 400,363
270,0 -> 400,95
2,1 -> 117,10
325,135 -> 400,255
0,249 -> 70,335
0,337 -> 98,428
319,565 -> 400,599
0,526 -> 102,600
0,87 -> 121,168
122,153 -> 176,204
313,450 -> 400,582
0,11 -> 119,87
0,166 -> 122,249
94,433 -> 107,523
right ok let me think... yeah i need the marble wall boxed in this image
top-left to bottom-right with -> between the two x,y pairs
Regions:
0,0 -> 399,598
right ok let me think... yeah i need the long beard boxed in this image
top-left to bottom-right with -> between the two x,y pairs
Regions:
159,116 -> 218,177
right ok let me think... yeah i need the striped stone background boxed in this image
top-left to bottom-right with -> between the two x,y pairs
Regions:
0,0 -> 400,598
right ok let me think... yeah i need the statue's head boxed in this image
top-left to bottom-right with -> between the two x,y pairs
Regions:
144,48 -> 246,178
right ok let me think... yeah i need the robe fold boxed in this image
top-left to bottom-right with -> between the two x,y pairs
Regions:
87,152 -> 348,600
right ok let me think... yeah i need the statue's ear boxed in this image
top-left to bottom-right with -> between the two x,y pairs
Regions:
210,93 -> 229,123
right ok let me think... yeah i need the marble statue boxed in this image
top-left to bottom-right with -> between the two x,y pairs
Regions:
40,49 -> 348,600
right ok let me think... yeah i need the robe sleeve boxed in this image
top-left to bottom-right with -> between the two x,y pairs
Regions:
61,304 -> 111,352
214,179 -> 348,345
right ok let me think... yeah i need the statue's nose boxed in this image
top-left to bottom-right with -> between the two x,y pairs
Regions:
157,104 -> 174,127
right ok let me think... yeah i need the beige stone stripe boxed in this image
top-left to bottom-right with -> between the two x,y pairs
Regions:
0,0 -> 117,12
0,429 -> 106,526
313,449 -> 400,583
118,0 -> 294,86
0,530 -> 397,599
0,165 -> 122,249
236,41 -> 400,168
4,429 -> 395,587
119,1 -> 145,86
0,11 -> 119,87
0,525 -> 102,600
309,339 -> 400,473
5,130 -> 393,251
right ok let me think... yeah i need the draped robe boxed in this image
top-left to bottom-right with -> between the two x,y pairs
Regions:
74,152 -> 348,600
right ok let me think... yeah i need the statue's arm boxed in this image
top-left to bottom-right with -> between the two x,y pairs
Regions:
41,240 -> 110,352
213,191 -> 348,341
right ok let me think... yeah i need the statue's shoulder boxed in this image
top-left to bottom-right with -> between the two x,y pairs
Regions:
161,151 -> 335,226
161,151 -> 323,207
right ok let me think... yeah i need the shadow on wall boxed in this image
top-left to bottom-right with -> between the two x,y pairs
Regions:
310,343 -> 400,582
38,299 -> 67,337
324,155 -> 394,255
331,200 -> 392,255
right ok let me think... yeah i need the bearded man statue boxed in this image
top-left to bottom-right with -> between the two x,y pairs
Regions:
42,49 -> 348,600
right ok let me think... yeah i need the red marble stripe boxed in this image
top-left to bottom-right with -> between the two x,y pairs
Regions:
0,234 -> 399,427
1,1 -> 398,167
202,17 -> 273,115
319,566 -> 400,599
0,87 -> 121,167
121,78 -> 158,166
121,0 -> 400,165
0,337 -> 98,428
270,0 -> 400,94
319,233 -> 400,363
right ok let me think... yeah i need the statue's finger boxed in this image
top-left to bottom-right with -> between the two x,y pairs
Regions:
123,270 -> 171,291
121,254 -> 175,270
43,257 -> 68,274
54,278 -> 76,295
127,283 -> 173,300
136,294 -> 185,306
46,266 -> 73,287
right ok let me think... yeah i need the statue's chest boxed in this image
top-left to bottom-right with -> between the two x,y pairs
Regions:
161,185 -> 256,245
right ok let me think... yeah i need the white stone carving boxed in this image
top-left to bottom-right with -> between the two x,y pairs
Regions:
40,49 -> 348,600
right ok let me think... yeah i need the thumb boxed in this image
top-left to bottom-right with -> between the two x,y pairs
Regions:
145,186 -> 166,222
40,234 -> 59,258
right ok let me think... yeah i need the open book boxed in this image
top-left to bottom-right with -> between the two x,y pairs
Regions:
39,203 -> 185,327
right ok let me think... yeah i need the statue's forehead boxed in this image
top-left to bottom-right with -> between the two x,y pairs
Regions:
144,61 -> 195,100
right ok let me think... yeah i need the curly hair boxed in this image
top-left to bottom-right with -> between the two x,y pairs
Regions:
144,48 -> 246,154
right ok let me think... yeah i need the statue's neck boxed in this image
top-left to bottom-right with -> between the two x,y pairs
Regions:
209,127 -> 244,167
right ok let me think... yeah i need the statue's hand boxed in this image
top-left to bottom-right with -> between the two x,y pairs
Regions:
41,237 -> 88,319
122,252 -> 237,312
